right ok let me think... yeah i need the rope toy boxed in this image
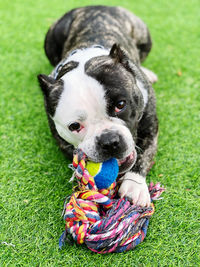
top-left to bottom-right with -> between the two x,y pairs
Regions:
59,149 -> 165,253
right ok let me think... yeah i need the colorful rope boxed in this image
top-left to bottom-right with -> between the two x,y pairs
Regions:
59,149 -> 165,253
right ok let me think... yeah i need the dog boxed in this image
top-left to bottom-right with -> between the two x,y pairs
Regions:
38,6 -> 158,207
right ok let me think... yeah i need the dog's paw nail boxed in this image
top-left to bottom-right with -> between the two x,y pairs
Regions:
118,190 -> 125,199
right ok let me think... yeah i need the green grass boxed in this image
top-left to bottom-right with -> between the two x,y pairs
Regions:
0,0 -> 199,266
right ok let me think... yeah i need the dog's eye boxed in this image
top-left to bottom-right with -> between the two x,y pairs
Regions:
68,122 -> 81,132
115,100 -> 126,113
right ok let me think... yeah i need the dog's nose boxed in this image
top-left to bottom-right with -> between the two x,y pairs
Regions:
97,131 -> 121,154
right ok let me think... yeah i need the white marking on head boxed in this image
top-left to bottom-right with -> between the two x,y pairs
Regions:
64,46 -> 109,69
54,71 -> 108,146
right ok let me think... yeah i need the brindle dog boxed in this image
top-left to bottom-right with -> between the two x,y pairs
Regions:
38,6 -> 158,207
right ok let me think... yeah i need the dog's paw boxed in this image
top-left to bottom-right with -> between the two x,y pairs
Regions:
141,67 -> 158,84
118,172 -> 150,207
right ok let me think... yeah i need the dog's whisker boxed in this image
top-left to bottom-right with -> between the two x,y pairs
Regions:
135,145 -> 144,153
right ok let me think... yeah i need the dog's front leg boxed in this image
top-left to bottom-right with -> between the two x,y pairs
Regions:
118,134 -> 158,207
118,172 -> 150,207
119,105 -> 158,207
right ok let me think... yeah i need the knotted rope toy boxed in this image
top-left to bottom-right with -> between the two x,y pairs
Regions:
59,149 -> 165,253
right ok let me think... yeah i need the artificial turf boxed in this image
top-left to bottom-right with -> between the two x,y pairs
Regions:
0,0 -> 199,266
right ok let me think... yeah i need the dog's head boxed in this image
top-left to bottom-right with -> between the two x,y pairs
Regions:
38,44 -> 150,173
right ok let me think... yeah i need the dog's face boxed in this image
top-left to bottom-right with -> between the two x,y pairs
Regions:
38,45 -> 147,173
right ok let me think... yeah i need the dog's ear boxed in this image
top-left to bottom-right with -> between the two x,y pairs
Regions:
110,44 -> 137,75
109,44 -> 128,64
37,74 -> 57,97
110,43 -> 148,83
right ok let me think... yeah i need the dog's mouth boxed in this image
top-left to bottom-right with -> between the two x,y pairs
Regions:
117,150 -> 136,174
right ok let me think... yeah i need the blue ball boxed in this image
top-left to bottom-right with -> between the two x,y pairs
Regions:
86,158 -> 119,189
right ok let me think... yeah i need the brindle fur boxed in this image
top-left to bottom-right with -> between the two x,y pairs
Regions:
45,6 -> 152,66
40,6 -> 158,177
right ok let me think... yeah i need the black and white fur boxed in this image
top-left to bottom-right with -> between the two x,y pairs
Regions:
38,6 -> 158,207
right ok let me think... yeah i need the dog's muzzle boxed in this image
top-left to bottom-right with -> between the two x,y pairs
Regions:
96,130 -> 137,173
